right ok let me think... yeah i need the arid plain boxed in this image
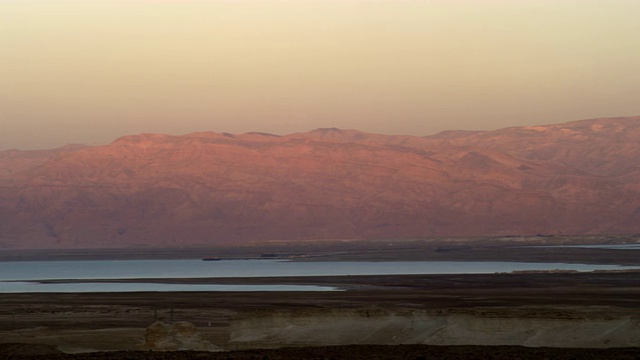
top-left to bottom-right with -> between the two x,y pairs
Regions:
2,236 -> 640,359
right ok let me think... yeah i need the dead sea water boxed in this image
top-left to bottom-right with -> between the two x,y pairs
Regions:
0,259 -> 637,293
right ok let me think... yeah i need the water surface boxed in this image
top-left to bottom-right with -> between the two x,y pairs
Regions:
1,259 -> 636,293
0,281 -> 336,293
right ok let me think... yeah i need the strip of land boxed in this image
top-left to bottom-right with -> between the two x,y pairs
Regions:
2,238 -> 640,359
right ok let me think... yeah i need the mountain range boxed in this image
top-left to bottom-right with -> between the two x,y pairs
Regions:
1,116 -> 639,249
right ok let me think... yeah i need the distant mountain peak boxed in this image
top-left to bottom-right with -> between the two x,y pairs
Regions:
297,128 -> 372,142
2,116 -> 640,249
427,130 -> 484,140
243,132 -> 281,138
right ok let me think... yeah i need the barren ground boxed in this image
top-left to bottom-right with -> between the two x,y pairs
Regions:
1,237 -> 640,359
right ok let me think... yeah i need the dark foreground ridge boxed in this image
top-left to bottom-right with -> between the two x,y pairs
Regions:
3,345 -> 640,360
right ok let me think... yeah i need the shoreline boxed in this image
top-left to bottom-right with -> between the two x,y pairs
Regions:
1,235 -> 640,265
2,271 -> 640,356
2,238 -> 640,357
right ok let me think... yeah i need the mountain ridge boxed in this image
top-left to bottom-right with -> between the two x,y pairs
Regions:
1,116 -> 639,249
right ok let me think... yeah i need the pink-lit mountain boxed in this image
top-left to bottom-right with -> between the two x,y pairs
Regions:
1,116 -> 639,249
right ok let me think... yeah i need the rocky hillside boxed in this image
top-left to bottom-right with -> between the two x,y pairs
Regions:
230,308 -> 640,348
1,116 -> 639,249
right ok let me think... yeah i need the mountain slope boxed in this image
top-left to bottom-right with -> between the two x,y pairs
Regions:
1,117 -> 639,249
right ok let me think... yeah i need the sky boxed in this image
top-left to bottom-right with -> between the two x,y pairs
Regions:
2,0 -> 640,150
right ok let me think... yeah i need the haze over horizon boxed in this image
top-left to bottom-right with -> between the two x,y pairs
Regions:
3,0 -> 640,150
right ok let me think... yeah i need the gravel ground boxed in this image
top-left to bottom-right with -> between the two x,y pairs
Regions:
3,344 -> 640,360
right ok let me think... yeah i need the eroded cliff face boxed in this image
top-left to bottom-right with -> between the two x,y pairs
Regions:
230,308 -> 640,349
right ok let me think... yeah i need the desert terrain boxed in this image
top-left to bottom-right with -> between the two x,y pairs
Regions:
2,238 -> 640,359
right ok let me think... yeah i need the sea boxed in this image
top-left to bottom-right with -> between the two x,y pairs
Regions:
0,258 -> 638,293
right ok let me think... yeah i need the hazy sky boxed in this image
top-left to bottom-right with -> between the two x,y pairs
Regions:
2,0 -> 640,150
